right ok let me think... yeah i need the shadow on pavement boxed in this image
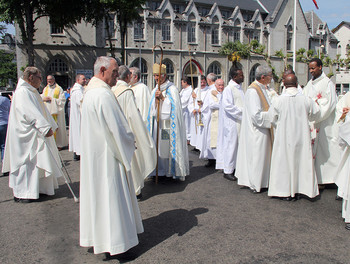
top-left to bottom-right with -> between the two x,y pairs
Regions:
132,207 -> 209,257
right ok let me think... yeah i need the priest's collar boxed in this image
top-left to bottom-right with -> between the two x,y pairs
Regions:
311,72 -> 326,84
282,87 -> 299,97
156,80 -> 173,91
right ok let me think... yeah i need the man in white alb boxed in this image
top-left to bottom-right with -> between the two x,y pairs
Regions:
200,78 -> 224,167
180,77 -> 193,144
112,65 -> 157,197
69,74 -> 86,161
236,65 -> 273,193
268,74 -> 320,200
41,75 -> 68,149
80,57 -> 143,261
147,63 -> 189,181
3,67 -> 62,203
303,58 -> 341,186
216,68 -> 245,180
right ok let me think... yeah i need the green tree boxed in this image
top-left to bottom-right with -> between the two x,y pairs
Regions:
84,0 -> 145,63
0,0 -> 87,66
0,50 -> 17,88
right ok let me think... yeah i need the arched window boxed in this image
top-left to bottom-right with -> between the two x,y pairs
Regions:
163,59 -> 175,82
130,58 -> 148,85
207,62 -> 221,78
249,64 -> 260,84
183,61 -> 200,88
162,11 -> 171,41
253,22 -> 261,42
231,19 -> 241,42
134,21 -> 145,40
287,25 -> 293,51
211,16 -> 220,45
187,14 -> 196,43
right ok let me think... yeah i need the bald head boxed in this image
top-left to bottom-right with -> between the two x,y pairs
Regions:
284,74 -> 298,89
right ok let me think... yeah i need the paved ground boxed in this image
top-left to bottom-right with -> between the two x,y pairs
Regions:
0,147 -> 350,264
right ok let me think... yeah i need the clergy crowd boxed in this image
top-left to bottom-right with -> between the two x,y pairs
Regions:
2,55 -> 350,260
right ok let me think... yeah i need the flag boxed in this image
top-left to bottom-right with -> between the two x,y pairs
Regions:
312,0 -> 319,9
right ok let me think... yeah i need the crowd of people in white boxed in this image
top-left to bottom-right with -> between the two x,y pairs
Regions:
2,56 -> 350,260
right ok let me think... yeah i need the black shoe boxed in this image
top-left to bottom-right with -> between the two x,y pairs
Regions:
336,195 -> 342,201
136,192 -> 142,200
346,223 -> 350,231
2,172 -> 9,176
223,173 -> 237,181
73,153 -> 80,161
282,196 -> 293,201
113,251 -> 137,262
204,159 -> 216,167
14,197 -> 33,203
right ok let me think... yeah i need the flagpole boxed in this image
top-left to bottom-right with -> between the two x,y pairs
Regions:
292,0 -> 297,71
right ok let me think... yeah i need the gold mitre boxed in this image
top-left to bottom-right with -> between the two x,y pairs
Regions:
153,63 -> 166,74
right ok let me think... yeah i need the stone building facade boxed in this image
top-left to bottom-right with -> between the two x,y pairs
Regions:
15,0 -> 338,90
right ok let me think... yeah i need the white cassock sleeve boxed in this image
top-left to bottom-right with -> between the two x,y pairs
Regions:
315,81 -> 337,124
222,87 -> 243,121
245,89 -> 271,129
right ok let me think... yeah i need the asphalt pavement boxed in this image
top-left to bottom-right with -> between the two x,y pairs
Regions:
0,147 -> 349,264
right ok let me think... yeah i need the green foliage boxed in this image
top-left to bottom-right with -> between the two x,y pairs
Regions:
0,50 -> 17,87
84,0 -> 145,62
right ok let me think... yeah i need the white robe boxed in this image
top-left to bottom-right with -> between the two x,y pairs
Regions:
80,77 -> 143,255
335,115 -> 350,222
303,72 -> 341,184
147,80 -> 189,179
130,81 -> 151,124
3,78 -> 62,199
236,81 -> 272,192
41,84 -> 68,148
216,80 -> 245,174
188,86 -> 210,150
68,82 -> 84,155
335,92 -> 350,198
180,85 -> 193,141
268,88 -> 320,198
112,81 -> 157,194
199,87 -> 222,160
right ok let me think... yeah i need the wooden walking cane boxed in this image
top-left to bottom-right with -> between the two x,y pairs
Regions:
152,45 -> 163,184
188,47 -> 197,134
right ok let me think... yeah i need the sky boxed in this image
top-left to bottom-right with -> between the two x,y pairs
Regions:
1,0 -> 349,35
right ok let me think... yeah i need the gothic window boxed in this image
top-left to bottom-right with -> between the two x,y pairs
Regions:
211,17 -> 220,45
249,64 -> 260,84
207,62 -> 221,78
187,14 -> 196,43
287,25 -> 293,51
131,58 -> 148,85
162,11 -> 171,42
134,21 -> 144,40
163,59 -> 175,82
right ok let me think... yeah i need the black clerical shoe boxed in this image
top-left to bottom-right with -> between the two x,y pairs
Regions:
136,192 -> 143,200
223,173 -> 237,181
73,153 -> 80,161
282,196 -> 293,201
346,223 -> 350,231
112,251 -> 138,262
204,159 -> 216,167
335,195 -> 342,201
14,197 -> 33,203
2,172 -> 9,176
